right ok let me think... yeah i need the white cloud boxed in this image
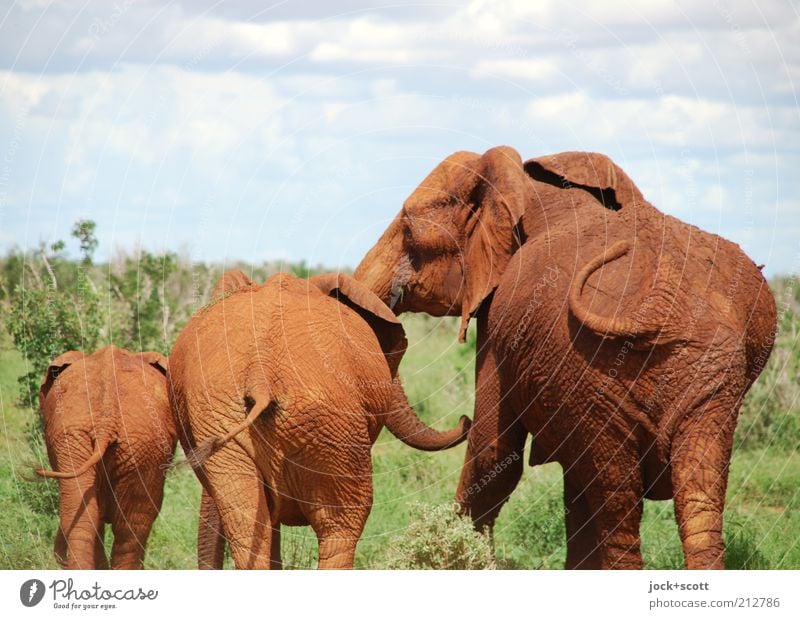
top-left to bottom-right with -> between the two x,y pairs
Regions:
523,91 -> 793,152
472,58 -> 558,82
309,18 -> 436,63
0,71 -> 51,109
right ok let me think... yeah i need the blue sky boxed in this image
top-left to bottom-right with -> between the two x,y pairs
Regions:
0,0 -> 798,275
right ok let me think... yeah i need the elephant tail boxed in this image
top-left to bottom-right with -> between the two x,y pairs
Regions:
383,379 -> 471,451
569,240 -> 677,346
184,392 -> 273,469
35,435 -> 114,479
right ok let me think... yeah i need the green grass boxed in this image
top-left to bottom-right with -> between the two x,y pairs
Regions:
1,313 -> 799,569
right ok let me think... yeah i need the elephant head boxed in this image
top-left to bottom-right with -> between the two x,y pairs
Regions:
354,146 -> 530,342
311,272 -> 470,449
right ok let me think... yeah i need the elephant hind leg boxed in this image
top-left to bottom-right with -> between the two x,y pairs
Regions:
59,470 -> 104,569
198,489 -> 226,569
317,535 -> 359,569
204,444 -> 272,570
671,392 -> 740,570
109,503 -> 159,569
302,450 -> 373,569
109,466 -> 166,569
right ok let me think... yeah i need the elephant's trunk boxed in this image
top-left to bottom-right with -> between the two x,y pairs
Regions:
569,240 -> 676,347
354,220 -> 405,309
382,379 -> 471,451
35,435 -> 114,479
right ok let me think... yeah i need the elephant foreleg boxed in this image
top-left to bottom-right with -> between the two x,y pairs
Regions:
455,333 -> 526,531
671,393 -> 739,570
563,475 -> 601,569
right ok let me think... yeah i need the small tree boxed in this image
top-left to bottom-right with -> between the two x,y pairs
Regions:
71,219 -> 98,266
112,250 -> 178,354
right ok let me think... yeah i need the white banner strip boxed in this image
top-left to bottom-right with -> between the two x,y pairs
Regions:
1,570 -> 799,618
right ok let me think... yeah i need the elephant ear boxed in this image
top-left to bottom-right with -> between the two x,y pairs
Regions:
459,146 -> 528,341
140,351 -> 168,376
40,350 -> 85,401
523,151 -> 645,212
310,273 -> 407,376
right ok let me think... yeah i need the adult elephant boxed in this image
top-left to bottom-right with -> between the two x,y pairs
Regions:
36,346 -> 176,569
169,270 -> 470,569
355,146 -> 776,569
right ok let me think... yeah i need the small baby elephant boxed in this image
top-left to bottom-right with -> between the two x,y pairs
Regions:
36,346 -> 177,569
169,270 -> 470,569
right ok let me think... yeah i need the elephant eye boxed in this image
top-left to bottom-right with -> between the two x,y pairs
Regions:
403,225 -> 414,245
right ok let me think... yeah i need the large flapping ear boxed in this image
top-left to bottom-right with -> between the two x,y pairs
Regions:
210,268 -> 255,300
310,273 -> 407,376
140,351 -> 168,376
523,151 -> 645,213
459,146 -> 529,341
40,351 -> 85,401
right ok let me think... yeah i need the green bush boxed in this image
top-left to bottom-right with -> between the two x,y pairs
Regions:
381,502 -> 494,569
2,227 -> 102,517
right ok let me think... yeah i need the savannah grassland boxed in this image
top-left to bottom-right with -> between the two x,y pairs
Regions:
1,245 -> 799,569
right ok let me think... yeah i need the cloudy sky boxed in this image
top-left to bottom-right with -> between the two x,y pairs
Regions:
0,0 -> 798,275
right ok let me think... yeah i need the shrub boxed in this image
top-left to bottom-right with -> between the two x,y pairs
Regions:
381,502 -> 495,569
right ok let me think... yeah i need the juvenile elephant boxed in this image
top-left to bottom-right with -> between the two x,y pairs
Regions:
355,146 -> 776,569
36,346 -> 176,569
168,270 -> 470,569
